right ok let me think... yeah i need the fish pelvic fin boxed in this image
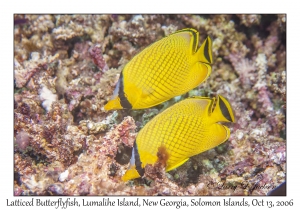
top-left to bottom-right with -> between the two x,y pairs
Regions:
197,36 -> 213,65
166,158 -> 189,172
121,165 -> 141,181
211,95 -> 235,123
104,97 -> 123,110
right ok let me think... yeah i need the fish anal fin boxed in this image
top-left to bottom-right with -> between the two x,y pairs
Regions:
139,150 -> 157,168
127,83 -> 156,109
122,81 -> 142,108
140,86 -> 155,98
166,158 -> 189,172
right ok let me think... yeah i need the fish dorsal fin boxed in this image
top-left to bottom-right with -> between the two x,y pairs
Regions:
211,95 -> 235,123
172,28 -> 199,54
197,36 -> 213,64
187,96 -> 214,111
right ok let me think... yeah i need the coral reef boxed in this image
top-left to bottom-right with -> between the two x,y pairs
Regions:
14,14 -> 286,195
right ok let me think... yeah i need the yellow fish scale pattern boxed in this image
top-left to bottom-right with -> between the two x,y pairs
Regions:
124,34 -> 196,108
136,98 -> 210,170
122,95 -> 235,181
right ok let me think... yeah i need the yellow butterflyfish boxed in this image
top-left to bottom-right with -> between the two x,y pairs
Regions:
122,95 -> 235,181
104,28 -> 213,110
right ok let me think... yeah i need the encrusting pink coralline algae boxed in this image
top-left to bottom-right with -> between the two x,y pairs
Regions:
14,14 -> 286,196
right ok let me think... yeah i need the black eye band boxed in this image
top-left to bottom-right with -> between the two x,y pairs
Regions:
204,38 -> 211,64
219,97 -> 233,122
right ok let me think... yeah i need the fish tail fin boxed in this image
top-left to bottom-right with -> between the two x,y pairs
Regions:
121,166 -> 141,181
197,36 -> 213,64
211,95 -> 235,123
104,97 -> 123,111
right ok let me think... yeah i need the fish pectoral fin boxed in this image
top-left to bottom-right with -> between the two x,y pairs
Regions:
190,62 -> 212,85
203,124 -> 230,151
121,166 -> 141,181
166,158 -> 189,172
